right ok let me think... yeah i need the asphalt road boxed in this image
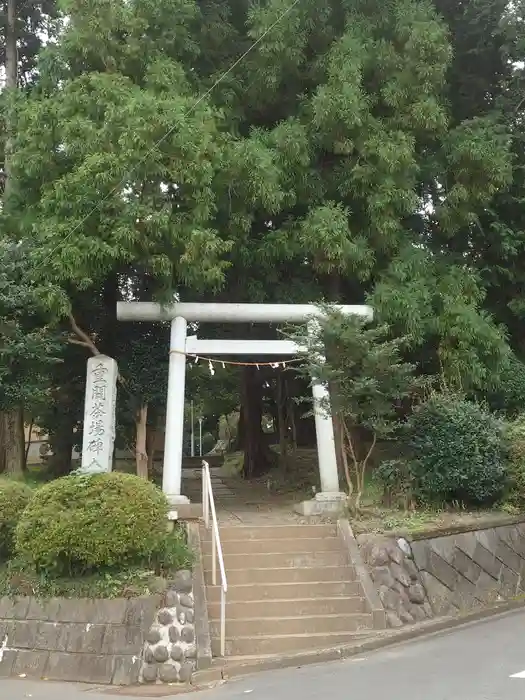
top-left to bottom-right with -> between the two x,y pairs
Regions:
2,609 -> 525,700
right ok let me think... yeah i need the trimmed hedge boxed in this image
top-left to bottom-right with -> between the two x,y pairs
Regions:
0,479 -> 33,558
409,394 -> 508,507
504,416 -> 525,508
15,472 -> 169,576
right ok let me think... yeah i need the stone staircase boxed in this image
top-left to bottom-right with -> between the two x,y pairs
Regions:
200,523 -> 376,659
182,465 -> 235,505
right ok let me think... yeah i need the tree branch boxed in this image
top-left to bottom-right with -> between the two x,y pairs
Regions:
67,312 -> 128,387
362,431 -> 377,473
68,338 -> 94,348
68,312 -> 101,356
342,419 -> 359,471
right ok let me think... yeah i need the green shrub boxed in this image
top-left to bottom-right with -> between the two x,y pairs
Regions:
153,526 -> 193,575
409,393 -> 508,507
503,416 -> 525,509
15,472 -> 169,576
0,479 -> 33,559
375,459 -> 414,510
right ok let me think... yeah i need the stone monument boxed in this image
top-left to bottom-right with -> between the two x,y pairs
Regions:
79,355 -> 118,474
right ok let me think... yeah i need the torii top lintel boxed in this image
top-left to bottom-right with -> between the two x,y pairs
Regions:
116,302 -> 373,324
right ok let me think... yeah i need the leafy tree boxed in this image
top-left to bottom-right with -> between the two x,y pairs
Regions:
189,0 -> 515,472
0,242 -> 62,473
7,0 -> 522,482
10,0 -> 229,300
0,0 -> 61,474
114,322 -> 169,478
289,310 -> 428,511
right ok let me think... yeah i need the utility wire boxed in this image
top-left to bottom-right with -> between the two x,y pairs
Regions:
32,0 -> 301,274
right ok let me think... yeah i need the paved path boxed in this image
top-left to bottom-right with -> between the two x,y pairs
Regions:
2,610 -> 525,699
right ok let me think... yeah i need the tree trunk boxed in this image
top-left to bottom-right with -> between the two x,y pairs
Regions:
135,403 -> 148,479
276,373 -> 289,471
289,398 -> 297,452
24,418 -> 34,469
4,408 -> 25,476
241,366 -> 273,479
329,380 -> 345,481
0,415 -> 6,474
48,416 -> 76,477
146,426 -> 156,477
6,0 -> 17,92
2,0 -> 21,479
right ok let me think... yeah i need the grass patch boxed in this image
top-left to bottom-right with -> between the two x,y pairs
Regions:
0,561 -> 169,599
0,526 -> 192,600
351,472 -> 519,536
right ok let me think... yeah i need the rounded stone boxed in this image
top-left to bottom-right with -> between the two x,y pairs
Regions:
379,585 -> 399,610
392,580 -> 410,599
185,644 -> 197,659
405,559 -> 419,581
170,569 -> 192,594
179,661 -> 194,683
397,537 -> 413,559
181,625 -> 195,644
398,607 -> 414,624
179,593 -> 193,609
157,608 -> 174,626
386,611 -> 403,628
165,590 -> 179,607
171,644 -> 184,661
390,562 -> 411,588
410,604 -> 427,621
144,646 -> 155,664
387,544 -> 405,566
184,608 -> 194,624
168,625 -> 180,643
159,663 -> 180,683
146,626 -> 162,645
142,664 -> 158,683
372,566 -> 395,589
408,583 -> 426,604
368,545 -> 390,567
153,644 -> 170,663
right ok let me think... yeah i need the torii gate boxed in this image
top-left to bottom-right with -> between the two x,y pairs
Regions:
116,302 -> 373,516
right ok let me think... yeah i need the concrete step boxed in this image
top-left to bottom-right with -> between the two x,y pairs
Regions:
210,613 -> 373,638
205,565 -> 353,586
202,550 -> 348,571
206,580 -> 362,602
200,524 -> 337,542
182,456 -> 224,469
212,631 -> 373,657
207,596 -> 366,619
201,536 -> 343,556
182,466 -> 223,479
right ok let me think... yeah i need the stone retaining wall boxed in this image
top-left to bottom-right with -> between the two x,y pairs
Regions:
0,567 -> 199,686
0,595 -> 159,684
358,520 -> 525,627
140,569 -> 197,684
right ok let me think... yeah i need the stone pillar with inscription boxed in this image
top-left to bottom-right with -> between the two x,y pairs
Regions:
80,355 -> 118,474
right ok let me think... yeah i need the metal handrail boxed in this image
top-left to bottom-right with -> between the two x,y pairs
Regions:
202,459 -> 228,657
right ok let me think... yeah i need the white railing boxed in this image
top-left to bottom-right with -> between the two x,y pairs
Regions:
202,459 -> 228,657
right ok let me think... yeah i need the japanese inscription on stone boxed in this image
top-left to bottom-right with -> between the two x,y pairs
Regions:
80,355 -> 118,473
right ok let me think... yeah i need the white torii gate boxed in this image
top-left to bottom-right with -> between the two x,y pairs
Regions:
116,302 -> 373,516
